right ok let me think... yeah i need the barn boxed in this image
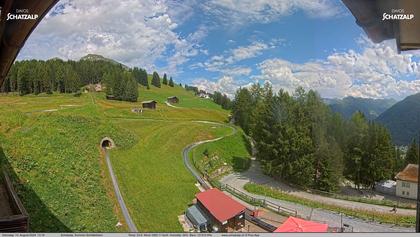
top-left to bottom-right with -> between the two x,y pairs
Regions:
195,188 -> 246,232
142,100 -> 157,109
167,96 -> 179,104
106,95 -> 116,100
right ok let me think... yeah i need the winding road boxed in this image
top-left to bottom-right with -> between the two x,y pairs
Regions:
220,162 -> 414,232
104,119 -> 233,232
181,122 -> 414,232
182,121 -> 236,190
104,149 -> 138,232
106,116 -> 414,233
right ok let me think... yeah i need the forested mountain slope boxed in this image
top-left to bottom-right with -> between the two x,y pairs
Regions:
376,93 -> 420,145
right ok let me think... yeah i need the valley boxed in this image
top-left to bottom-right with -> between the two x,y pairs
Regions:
0,82 -> 247,232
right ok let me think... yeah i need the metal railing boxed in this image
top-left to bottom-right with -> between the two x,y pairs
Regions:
221,184 -> 298,217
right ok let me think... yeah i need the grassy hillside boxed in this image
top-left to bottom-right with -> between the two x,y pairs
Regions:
0,96 -> 137,231
0,83 -> 236,232
95,82 -> 228,122
376,93 -> 420,145
139,82 -> 223,110
191,129 -> 251,178
109,120 -> 229,231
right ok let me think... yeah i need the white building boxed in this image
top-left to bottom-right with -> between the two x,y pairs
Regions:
198,92 -> 210,99
395,164 -> 418,200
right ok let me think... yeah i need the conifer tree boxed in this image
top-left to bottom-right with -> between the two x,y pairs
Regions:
406,139 -> 419,165
151,71 -> 161,88
169,77 -> 174,87
162,73 -> 168,85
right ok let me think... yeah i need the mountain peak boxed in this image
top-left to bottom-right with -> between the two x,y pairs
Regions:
80,54 -> 107,60
80,54 -> 128,69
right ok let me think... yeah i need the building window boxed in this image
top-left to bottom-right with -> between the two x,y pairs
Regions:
402,182 -> 410,188
407,191 -> 410,196
402,191 -> 405,195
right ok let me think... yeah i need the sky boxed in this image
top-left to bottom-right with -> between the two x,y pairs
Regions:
18,0 -> 420,100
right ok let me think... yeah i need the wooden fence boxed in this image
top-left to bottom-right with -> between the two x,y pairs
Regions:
221,184 -> 298,217
0,170 -> 29,232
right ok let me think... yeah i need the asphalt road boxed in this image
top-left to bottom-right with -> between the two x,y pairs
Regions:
104,149 -> 138,232
182,121 -> 236,190
220,162 -> 415,232
180,122 -> 415,232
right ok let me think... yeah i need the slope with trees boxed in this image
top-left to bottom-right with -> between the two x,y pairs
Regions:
232,83 -> 397,192
0,55 -> 182,103
103,71 -> 138,102
327,96 -> 396,120
376,93 -> 420,145
405,139 -> 419,165
151,71 -> 161,88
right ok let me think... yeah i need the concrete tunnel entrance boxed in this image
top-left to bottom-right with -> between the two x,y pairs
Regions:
100,137 -> 115,149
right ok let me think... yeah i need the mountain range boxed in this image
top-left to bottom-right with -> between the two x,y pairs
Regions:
326,94 -> 420,146
376,93 -> 420,145
326,96 -> 396,120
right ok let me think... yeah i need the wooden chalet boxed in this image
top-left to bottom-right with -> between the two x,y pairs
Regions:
167,96 -> 179,104
142,100 -> 157,109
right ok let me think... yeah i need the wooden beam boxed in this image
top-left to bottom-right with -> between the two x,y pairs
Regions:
0,0 -> 59,86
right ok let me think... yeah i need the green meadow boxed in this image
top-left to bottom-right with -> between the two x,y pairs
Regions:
191,128 -> 251,178
0,83 -> 248,232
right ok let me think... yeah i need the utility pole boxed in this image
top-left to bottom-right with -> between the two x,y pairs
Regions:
416,131 -> 420,232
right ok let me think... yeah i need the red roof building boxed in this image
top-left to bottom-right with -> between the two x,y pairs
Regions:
195,188 -> 246,232
274,217 -> 328,233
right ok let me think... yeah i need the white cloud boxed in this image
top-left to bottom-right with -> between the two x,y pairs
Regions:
222,67 -> 252,76
229,42 -> 269,62
165,26 -> 208,74
18,0 -> 203,74
194,36 -> 420,100
202,0 -> 343,26
256,37 -> 420,99
200,41 -> 276,75
193,76 -> 247,98
256,59 -> 352,98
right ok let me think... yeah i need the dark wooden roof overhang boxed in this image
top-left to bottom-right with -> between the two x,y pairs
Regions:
342,0 -> 420,52
0,0 -> 59,86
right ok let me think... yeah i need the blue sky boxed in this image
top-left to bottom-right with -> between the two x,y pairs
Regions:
171,7 -> 362,83
18,0 -> 420,99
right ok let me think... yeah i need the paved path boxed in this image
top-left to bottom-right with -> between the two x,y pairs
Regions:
220,161 -> 414,232
165,101 -> 182,109
104,149 -> 138,232
182,122 -> 236,189
225,161 -> 416,216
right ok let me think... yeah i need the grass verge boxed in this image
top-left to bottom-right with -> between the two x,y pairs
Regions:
244,183 -> 415,227
109,120 -> 231,232
191,129 -> 251,179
